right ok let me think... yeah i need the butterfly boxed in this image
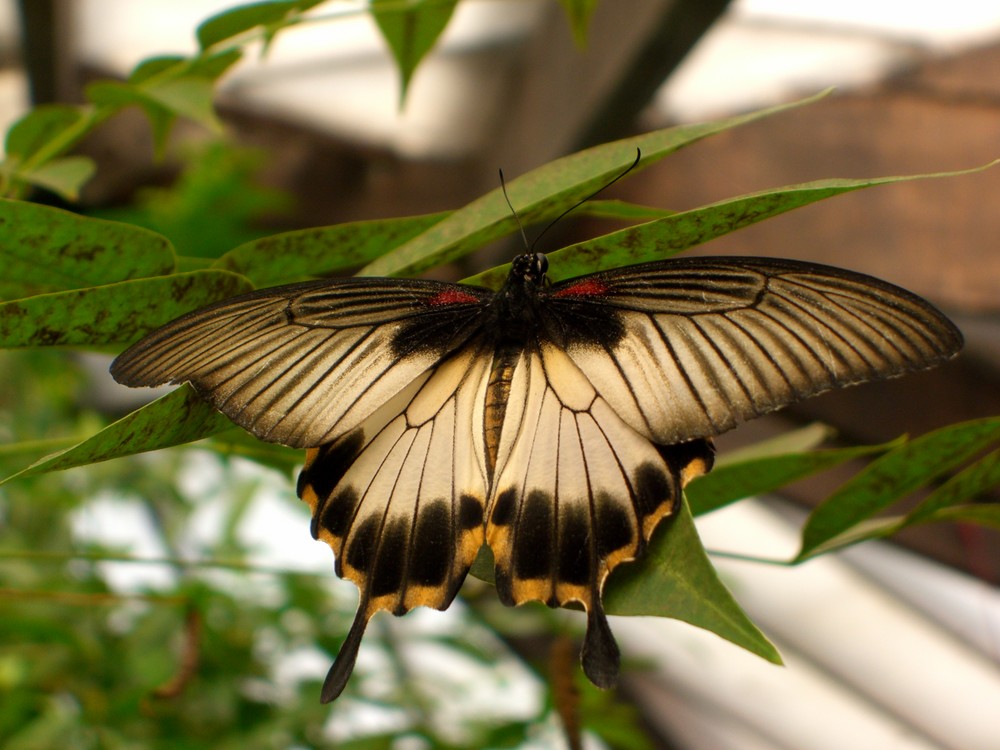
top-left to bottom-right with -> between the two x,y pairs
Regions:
110,252 -> 962,702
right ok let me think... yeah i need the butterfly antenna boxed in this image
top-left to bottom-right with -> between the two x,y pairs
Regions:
499,168 -> 532,251
530,147 -> 642,251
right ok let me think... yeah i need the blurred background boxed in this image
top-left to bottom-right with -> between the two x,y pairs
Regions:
3,1 -> 1000,748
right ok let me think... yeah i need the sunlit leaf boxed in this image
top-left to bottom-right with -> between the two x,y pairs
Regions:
143,78 -> 222,133
4,104 -> 86,161
716,422 -> 835,466
808,448 -> 1000,554
904,448 -> 1000,525
574,198 -> 675,222
928,504 -> 1000,529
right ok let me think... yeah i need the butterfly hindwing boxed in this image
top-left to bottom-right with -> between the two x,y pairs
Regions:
110,278 -> 492,448
545,257 -> 963,445
485,344 -> 714,687
298,339 -> 494,701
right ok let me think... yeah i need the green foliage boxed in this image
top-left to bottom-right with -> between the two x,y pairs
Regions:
371,0 -> 460,100
95,140 -> 293,261
556,0 -> 600,48
1,2 -> 998,746
0,0 -> 482,200
0,199 -> 174,297
605,501 -> 781,664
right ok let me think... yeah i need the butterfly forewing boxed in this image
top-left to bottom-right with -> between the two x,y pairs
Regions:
547,258 -> 962,445
111,278 -> 492,447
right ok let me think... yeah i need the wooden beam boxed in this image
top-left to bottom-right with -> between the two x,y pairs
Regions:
484,0 -> 732,184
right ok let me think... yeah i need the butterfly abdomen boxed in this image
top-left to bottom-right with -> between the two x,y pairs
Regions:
484,343 -> 521,480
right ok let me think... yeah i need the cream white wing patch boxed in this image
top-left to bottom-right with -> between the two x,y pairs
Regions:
298,342 -> 493,702
485,344 -> 713,688
550,259 -> 962,445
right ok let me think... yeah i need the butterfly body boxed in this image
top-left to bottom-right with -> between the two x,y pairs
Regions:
111,253 -> 962,702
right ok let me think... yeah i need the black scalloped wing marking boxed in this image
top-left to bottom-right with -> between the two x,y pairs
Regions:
297,339 -> 494,702
543,256 -> 962,445
110,277 -> 494,448
484,344 -> 714,689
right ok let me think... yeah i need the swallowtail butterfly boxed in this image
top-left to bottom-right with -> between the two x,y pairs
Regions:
110,252 -> 962,702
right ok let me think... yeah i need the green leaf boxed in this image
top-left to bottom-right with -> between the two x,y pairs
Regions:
797,417 -> 1000,560
556,0 -> 599,47
128,55 -> 185,84
0,386 -> 232,483
605,501 -> 781,664
87,75 -> 223,151
371,0 -> 459,100
688,438 -> 899,517
129,51 -> 243,85
541,167 -> 999,283
0,437 -> 81,475
14,156 -> 95,202
370,91 -> 834,283
0,199 -> 175,295
143,77 -> 222,133
0,270 -> 252,348
809,448 -> 1000,555
4,105 -> 87,161
575,198 -> 676,222
213,211 -> 451,287
928,504 -> 1000,530
86,81 -> 177,156
903,448 -> 1000,525
197,0 -> 325,50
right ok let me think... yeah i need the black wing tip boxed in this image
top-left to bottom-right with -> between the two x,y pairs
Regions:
320,606 -> 371,703
581,603 -> 620,690
109,347 -> 170,388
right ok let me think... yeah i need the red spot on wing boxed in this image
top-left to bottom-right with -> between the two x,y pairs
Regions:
552,280 -> 610,298
428,289 -> 482,306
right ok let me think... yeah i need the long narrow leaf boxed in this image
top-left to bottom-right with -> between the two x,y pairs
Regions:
903,448 -> 1000,525
365,91 -> 833,281
541,168 -> 998,283
928,505 -> 1000,530
1,386 -> 232,483
197,0 -> 324,49
797,417 -> 1000,560
688,439 -> 898,518
0,271 -> 252,348
213,212 -> 450,287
